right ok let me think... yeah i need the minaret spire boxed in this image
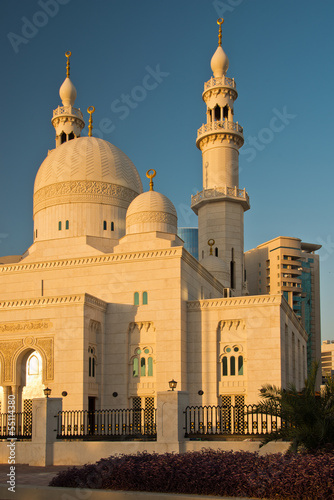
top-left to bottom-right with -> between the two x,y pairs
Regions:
146,169 -> 156,191
217,18 -> 223,47
191,19 -> 250,296
87,106 -> 95,137
51,51 -> 85,148
65,50 -> 71,78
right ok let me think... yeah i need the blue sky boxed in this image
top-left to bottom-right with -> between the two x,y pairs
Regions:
1,0 -> 333,340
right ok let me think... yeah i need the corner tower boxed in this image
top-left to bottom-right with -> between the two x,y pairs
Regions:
191,19 -> 250,296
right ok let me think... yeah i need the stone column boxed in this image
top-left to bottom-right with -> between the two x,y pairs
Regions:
31,397 -> 62,466
157,391 -> 189,450
11,386 -> 21,413
2,386 -> 11,413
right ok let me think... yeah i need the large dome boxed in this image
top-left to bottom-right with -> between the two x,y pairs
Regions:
33,137 -> 143,215
34,136 -> 142,193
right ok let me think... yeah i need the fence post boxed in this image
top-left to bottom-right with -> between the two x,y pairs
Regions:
30,397 -> 62,466
157,391 -> 189,449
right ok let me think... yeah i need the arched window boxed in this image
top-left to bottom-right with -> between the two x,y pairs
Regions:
134,292 -> 139,305
215,247 -> 218,257
88,346 -> 96,378
140,358 -> 146,376
148,357 -> 153,376
58,221 -> 62,231
103,220 -> 107,230
111,222 -> 114,231
68,132 -> 74,141
222,346 -> 244,377
142,291 -> 148,305
132,347 -> 154,378
133,358 -> 139,377
214,104 -> 220,121
65,220 -> 69,230
222,356 -> 228,376
223,105 -> 229,119
60,132 -> 66,144
238,355 -> 243,375
230,356 -> 235,376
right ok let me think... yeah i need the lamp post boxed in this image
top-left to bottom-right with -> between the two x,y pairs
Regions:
169,379 -> 177,391
43,387 -> 51,398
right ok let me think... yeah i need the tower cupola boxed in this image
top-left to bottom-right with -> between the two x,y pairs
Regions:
51,51 -> 85,147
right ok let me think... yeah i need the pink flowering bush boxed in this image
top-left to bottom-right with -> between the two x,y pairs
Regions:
49,449 -> 334,499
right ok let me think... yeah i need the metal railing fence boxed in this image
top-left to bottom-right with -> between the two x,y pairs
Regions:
0,412 -> 32,439
57,407 -> 157,440
184,404 -> 280,438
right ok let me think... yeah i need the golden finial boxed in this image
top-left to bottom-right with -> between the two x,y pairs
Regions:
146,169 -> 156,191
217,18 -> 224,47
87,106 -> 95,137
208,239 -> 215,255
65,51 -> 71,78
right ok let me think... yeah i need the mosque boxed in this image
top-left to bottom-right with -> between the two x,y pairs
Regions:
0,20 -> 320,417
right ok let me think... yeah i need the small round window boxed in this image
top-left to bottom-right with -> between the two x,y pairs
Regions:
226,347 -> 231,353
234,347 -> 239,352
136,348 -> 141,354
144,348 -> 149,354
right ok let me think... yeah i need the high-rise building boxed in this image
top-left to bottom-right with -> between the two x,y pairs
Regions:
321,340 -> 334,379
245,236 -> 321,378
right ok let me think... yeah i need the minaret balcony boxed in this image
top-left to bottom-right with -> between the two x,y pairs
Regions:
196,120 -> 243,147
191,186 -> 250,214
204,75 -> 236,91
52,105 -> 84,121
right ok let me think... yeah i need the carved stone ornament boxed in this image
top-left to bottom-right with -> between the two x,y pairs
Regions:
0,320 -> 52,333
126,211 -> 177,227
34,180 -> 139,214
0,336 -> 54,383
128,322 -> 156,334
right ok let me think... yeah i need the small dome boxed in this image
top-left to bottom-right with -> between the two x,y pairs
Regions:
201,254 -> 229,286
211,46 -> 229,77
126,190 -> 177,235
59,77 -> 77,106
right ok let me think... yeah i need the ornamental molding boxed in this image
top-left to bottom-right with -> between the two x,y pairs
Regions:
203,87 -> 237,103
198,134 -> 243,151
89,320 -> 102,333
34,180 -> 139,215
126,211 -> 177,227
187,294 -> 282,311
0,293 -> 107,312
128,321 -> 156,334
0,248 -> 182,275
0,319 -> 52,334
0,336 -> 54,383
218,319 -> 246,331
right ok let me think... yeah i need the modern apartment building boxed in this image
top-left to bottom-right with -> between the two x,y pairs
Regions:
245,236 -> 321,377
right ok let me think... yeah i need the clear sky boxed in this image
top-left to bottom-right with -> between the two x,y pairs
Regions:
1,0 -> 333,340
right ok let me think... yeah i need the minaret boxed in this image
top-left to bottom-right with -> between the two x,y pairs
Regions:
51,51 -> 85,147
191,19 -> 250,296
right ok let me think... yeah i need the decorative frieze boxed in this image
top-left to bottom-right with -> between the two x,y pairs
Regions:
0,248 -> 181,274
126,211 -> 177,226
187,295 -> 281,311
0,293 -> 107,311
34,180 -> 139,214
0,320 -> 52,333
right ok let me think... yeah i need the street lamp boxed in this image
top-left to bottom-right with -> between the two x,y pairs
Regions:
169,379 -> 177,391
43,387 -> 51,398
